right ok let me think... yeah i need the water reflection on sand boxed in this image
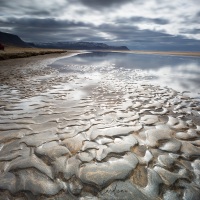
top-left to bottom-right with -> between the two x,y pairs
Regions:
54,52 -> 200,99
0,52 -> 200,199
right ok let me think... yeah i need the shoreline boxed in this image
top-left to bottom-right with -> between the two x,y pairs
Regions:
0,50 -> 68,60
130,50 -> 200,57
97,50 -> 200,57
1,46 -> 200,61
0,50 -> 82,86
0,46 -> 76,61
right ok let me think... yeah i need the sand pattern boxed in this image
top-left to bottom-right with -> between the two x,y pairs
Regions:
0,55 -> 200,199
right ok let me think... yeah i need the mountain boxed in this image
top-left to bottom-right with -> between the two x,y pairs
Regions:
0,31 -> 29,47
31,41 -> 129,51
0,31 -> 129,50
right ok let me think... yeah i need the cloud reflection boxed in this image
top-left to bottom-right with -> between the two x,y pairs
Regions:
52,52 -> 200,98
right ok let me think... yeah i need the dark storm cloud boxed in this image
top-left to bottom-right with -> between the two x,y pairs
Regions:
0,0 -> 10,7
116,17 -> 169,25
0,17 -> 97,42
95,23 -> 200,51
24,10 -> 51,16
98,24 -> 153,39
190,29 -> 200,34
97,23 -> 169,40
0,0 -> 200,50
188,11 -> 200,24
180,28 -> 200,34
0,16 -> 95,42
1,15 -> 200,51
78,0 -> 133,8
12,26 -> 102,43
0,17 -> 92,29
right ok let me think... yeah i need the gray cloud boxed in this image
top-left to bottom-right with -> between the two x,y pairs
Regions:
180,28 -> 200,34
116,17 -> 169,25
0,17 -> 91,29
0,17 -> 95,42
24,10 -> 51,16
0,0 -> 200,50
1,15 -> 200,51
0,0 -> 66,17
78,0 -> 133,9
188,11 -> 200,24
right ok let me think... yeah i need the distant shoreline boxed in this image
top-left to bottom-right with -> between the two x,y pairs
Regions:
1,46 -> 200,61
106,50 -> 200,57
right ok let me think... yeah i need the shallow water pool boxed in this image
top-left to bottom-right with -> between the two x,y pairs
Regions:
52,52 -> 200,99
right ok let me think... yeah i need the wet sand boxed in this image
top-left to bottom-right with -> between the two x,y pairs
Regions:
0,53 -> 200,199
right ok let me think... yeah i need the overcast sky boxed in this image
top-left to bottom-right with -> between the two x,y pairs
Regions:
0,0 -> 200,50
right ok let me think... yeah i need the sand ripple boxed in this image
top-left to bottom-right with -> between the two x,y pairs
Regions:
0,55 -> 200,199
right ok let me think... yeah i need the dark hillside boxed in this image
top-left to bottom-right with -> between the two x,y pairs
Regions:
0,31 -> 29,47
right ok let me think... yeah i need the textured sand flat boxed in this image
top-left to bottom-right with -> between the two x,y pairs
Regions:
0,53 -> 200,199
